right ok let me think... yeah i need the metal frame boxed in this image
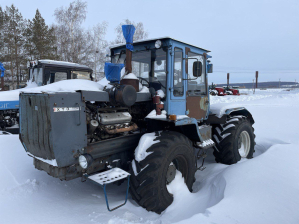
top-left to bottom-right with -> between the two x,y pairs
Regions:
103,176 -> 131,212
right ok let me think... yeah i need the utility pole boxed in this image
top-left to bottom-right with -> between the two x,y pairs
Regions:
256,71 -> 258,89
279,78 -> 281,89
227,73 -> 229,88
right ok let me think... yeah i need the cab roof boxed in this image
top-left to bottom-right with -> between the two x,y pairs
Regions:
36,60 -> 92,71
110,37 -> 210,53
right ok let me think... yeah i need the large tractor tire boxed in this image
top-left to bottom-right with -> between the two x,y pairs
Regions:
129,131 -> 196,214
212,115 -> 255,165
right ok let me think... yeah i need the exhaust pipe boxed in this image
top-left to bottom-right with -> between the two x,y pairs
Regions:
121,25 -> 135,74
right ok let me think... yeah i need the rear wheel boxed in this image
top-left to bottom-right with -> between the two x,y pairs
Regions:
210,90 -> 217,96
129,131 -> 196,214
212,116 -> 255,164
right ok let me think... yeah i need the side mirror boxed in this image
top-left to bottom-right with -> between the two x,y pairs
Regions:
207,64 -> 213,73
193,61 -> 202,77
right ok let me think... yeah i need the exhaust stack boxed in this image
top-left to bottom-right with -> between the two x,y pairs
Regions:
121,25 -> 135,74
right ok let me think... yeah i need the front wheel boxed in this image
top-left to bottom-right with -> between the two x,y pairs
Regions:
212,116 -> 255,164
129,131 -> 196,214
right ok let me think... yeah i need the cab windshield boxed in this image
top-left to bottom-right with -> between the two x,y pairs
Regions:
46,70 -> 92,84
112,48 -> 167,91
71,71 -> 91,80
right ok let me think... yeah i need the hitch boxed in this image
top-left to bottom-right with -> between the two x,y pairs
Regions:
84,168 -> 131,212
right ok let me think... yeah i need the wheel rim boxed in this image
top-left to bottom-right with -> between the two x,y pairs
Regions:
238,131 -> 251,157
166,155 -> 188,186
166,162 -> 176,184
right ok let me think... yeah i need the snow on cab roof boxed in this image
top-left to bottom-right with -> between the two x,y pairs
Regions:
110,37 -> 210,52
38,60 -> 92,70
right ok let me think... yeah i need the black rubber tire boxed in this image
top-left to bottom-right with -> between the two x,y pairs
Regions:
210,91 -> 217,96
129,131 -> 196,214
212,116 -> 256,165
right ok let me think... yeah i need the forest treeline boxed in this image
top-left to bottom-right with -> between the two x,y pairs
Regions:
0,0 -> 148,88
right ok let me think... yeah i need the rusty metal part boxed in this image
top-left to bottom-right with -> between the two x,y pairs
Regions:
198,125 -> 212,141
125,48 -> 132,74
120,79 -> 139,92
153,95 -> 163,115
104,123 -> 138,134
156,103 -> 164,115
186,96 -> 208,120
153,95 -> 160,104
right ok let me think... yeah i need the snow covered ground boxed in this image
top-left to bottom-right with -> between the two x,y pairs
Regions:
0,88 -> 298,224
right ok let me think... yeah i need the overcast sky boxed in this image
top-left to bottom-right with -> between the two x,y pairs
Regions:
2,0 -> 299,84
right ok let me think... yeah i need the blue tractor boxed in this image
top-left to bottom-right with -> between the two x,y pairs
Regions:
19,26 -> 255,213
0,60 -> 93,134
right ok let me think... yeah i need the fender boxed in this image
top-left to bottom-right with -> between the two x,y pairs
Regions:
225,107 -> 254,124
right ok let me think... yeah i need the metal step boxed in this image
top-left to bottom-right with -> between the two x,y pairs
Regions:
197,139 -> 215,149
86,168 -> 131,212
88,168 -> 130,185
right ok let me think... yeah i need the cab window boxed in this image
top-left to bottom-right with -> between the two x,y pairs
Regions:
71,71 -> 91,80
47,72 -> 67,84
173,48 -> 183,96
31,68 -> 43,86
187,52 -> 206,95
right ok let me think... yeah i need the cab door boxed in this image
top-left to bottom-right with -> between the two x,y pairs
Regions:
167,46 -> 187,116
186,50 -> 209,121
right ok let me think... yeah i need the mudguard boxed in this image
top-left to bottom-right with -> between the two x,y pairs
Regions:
225,107 -> 254,124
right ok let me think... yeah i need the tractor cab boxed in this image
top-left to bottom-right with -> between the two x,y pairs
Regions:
28,60 -> 93,86
110,37 -> 213,121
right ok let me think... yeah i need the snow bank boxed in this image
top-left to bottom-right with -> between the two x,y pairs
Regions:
0,79 -> 104,102
175,143 -> 299,224
0,80 -> 38,101
0,89 -> 298,224
22,79 -> 104,94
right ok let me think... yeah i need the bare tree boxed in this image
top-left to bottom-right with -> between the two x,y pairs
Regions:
90,22 -> 108,78
54,0 -> 108,78
114,19 -> 149,44
54,0 -> 87,63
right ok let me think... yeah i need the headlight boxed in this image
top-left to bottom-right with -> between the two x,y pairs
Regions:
155,40 -> 162,48
79,154 -> 93,169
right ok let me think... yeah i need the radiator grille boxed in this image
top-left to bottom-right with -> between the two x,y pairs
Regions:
20,94 -> 54,160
